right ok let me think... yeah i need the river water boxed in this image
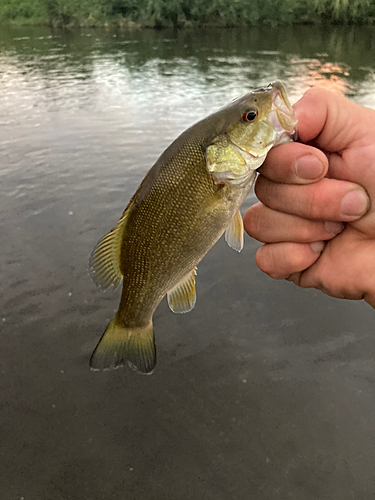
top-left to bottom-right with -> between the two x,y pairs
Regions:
1,24 -> 375,499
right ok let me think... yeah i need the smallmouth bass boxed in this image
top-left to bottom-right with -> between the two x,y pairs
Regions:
90,81 -> 297,374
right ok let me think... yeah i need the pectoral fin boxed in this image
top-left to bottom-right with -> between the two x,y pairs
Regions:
225,210 -> 244,252
89,209 -> 131,290
167,267 -> 197,314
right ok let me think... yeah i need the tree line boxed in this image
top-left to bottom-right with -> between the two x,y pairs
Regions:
1,0 -> 374,27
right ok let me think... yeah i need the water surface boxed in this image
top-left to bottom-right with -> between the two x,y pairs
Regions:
1,25 -> 375,500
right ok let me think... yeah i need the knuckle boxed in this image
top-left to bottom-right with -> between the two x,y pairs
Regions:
256,243 -> 288,278
298,223 -> 316,242
243,207 -> 260,237
304,186 -> 321,219
254,175 -> 265,199
255,176 -> 277,205
291,248 -> 314,271
256,243 -> 317,279
255,246 -> 273,275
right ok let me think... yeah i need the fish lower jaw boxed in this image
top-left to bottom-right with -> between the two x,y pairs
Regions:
268,107 -> 298,140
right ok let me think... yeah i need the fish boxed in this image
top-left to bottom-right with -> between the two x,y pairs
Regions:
89,81 -> 298,374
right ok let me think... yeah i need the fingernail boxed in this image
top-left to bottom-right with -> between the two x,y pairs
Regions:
324,221 -> 345,235
341,190 -> 369,218
294,155 -> 324,180
311,241 -> 326,254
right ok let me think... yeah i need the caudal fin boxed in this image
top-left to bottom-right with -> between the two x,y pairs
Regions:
90,318 -> 156,374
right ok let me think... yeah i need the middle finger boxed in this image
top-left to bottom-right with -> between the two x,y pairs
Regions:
255,176 -> 370,222
244,202 -> 344,243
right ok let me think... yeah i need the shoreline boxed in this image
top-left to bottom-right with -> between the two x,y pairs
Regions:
1,18 -> 375,29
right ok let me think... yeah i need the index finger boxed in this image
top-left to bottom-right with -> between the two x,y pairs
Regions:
259,141 -> 329,184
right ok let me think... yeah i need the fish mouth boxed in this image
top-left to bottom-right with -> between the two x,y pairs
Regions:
211,82 -> 298,186
268,80 -> 298,139
269,81 -> 294,114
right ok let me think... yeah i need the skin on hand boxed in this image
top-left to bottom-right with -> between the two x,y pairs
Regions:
243,87 -> 375,307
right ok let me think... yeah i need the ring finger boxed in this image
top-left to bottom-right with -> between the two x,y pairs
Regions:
255,241 -> 326,280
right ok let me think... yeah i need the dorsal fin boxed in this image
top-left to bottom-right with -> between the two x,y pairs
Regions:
89,209 -> 131,290
89,169 -> 152,291
225,210 -> 244,252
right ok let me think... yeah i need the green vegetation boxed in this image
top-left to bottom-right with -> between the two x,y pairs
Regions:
0,0 -> 374,27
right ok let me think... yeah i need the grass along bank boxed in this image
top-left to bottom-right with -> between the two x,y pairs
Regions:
1,0 -> 375,28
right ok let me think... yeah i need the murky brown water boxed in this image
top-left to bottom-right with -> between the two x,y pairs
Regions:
1,24 -> 375,500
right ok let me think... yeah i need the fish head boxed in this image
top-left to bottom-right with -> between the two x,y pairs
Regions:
206,81 -> 298,186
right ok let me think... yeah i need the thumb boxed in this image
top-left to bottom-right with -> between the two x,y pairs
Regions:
293,88 -> 371,153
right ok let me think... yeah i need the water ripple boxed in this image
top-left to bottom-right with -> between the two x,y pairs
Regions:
0,24 -> 374,334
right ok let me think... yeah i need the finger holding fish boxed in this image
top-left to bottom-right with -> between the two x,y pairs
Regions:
255,241 -> 326,280
255,176 -> 370,222
244,202 -> 344,243
258,141 -> 329,184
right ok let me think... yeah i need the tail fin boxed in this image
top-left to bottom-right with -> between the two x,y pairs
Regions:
90,318 -> 156,374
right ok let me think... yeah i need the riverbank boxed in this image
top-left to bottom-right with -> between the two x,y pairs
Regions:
1,0 -> 375,28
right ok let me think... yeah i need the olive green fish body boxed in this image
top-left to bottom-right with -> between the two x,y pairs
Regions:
117,132 -> 252,329
89,81 -> 298,373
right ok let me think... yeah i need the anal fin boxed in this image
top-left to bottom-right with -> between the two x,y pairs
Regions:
167,267 -> 197,314
225,210 -> 244,252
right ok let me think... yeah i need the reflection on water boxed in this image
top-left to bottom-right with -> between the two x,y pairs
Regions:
1,25 -> 375,120
288,58 -> 353,95
1,24 -> 375,500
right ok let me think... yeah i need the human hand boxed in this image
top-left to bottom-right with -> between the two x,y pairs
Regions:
243,87 -> 375,307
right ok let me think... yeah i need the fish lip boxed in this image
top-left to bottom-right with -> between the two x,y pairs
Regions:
269,80 -> 294,112
268,81 -> 298,139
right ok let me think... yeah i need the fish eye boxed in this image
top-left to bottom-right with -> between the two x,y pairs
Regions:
242,108 -> 258,122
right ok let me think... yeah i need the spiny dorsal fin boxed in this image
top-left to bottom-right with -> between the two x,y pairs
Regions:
89,210 -> 130,290
225,210 -> 243,252
167,267 -> 197,314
